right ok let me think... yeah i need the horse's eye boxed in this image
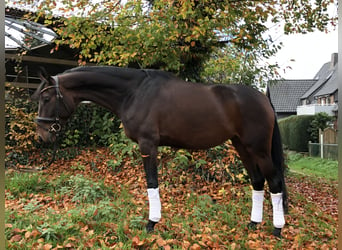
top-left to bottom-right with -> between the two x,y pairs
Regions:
43,96 -> 50,103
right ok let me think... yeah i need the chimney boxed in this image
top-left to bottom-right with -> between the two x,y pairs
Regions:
330,53 -> 338,69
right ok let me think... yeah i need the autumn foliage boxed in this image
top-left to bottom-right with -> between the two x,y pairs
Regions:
6,146 -> 337,249
10,0 -> 337,84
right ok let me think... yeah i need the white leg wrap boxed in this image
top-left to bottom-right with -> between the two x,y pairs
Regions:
147,188 -> 161,222
271,192 -> 285,228
251,190 -> 264,223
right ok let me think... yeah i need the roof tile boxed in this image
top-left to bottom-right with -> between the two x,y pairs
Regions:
269,80 -> 316,113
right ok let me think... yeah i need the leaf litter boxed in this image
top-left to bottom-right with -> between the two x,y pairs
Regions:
6,147 -> 337,249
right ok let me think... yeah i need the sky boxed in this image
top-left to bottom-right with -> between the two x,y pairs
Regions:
271,29 -> 338,80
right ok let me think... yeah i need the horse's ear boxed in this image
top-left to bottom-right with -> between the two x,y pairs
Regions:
31,89 -> 40,101
38,67 -> 52,83
31,67 -> 52,101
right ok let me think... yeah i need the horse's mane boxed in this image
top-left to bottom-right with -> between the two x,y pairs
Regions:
64,66 -> 176,80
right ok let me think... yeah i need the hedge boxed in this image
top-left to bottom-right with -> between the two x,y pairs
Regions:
278,115 -> 315,152
5,85 -> 121,167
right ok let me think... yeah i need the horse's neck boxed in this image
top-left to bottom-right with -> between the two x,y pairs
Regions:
61,71 -> 144,116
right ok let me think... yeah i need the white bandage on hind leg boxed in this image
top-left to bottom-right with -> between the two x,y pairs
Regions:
271,192 -> 285,228
147,188 -> 161,222
251,190 -> 264,223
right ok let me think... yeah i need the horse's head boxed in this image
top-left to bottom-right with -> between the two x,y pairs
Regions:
31,68 -> 71,143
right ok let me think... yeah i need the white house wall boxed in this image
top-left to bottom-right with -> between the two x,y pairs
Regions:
297,104 -> 337,116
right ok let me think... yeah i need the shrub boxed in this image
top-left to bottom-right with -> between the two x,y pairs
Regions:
279,115 -> 314,152
307,112 -> 335,143
5,85 -> 121,167
199,142 -> 248,184
63,103 -> 121,147
160,142 -> 248,184
107,129 -> 141,169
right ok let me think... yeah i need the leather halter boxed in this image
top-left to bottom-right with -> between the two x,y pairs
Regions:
35,76 -> 63,134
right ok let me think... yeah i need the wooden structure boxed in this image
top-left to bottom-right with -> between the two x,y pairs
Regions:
5,7 -> 93,91
320,127 -> 338,144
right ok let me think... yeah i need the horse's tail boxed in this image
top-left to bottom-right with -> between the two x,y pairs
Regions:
267,86 -> 288,214
271,119 -> 288,213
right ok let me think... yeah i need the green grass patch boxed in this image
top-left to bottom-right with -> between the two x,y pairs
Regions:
5,172 -> 53,197
286,152 -> 338,180
5,173 -> 134,249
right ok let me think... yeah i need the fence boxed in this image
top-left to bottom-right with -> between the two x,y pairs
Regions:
308,142 -> 338,161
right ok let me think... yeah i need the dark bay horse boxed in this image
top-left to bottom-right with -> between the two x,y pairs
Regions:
31,66 -> 288,237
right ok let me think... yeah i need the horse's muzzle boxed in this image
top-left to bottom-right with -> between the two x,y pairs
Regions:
37,129 -> 56,143
35,121 -> 61,143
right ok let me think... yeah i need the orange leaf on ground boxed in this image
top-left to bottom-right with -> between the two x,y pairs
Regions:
132,235 -> 145,246
43,243 -> 53,250
156,237 -> 166,247
190,243 -> 201,250
10,234 -> 22,242
25,231 -> 31,239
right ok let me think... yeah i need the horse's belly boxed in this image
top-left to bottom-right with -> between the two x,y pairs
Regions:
159,121 -> 233,149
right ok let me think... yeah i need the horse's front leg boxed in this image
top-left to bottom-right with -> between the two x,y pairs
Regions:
139,139 -> 161,232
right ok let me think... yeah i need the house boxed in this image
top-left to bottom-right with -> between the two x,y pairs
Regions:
268,79 -> 316,119
269,53 -> 338,119
5,7 -> 87,91
297,53 -> 338,116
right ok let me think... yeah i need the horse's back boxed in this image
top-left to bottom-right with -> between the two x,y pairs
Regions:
148,82 -> 243,148
123,76 -> 274,150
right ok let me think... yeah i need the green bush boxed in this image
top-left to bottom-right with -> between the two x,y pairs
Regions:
106,129 -> 142,170
63,103 -> 121,147
307,112 -> 335,143
279,115 -> 314,152
160,142 -> 248,185
5,86 -> 39,152
5,85 -> 121,167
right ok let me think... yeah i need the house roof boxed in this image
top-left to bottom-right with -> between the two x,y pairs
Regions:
300,62 -> 329,99
269,80 -> 317,113
301,54 -> 338,99
313,63 -> 338,97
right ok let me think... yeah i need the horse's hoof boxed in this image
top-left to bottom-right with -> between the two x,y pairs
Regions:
273,227 -> 282,238
247,221 -> 259,230
146,220 -> 157,232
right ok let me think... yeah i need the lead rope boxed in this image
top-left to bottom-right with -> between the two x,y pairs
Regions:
12,139 -> 58,173
13,76 -> 62,173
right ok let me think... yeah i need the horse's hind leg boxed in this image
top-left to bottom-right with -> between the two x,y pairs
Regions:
233,139 -> 285,237
232,140 -> 266,229
256,156 -> 285,237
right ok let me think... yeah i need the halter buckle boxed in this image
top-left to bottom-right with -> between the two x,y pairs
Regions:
49,123 -> 62,133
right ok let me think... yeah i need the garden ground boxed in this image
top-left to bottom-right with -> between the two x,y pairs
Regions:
5,147 -> 337,249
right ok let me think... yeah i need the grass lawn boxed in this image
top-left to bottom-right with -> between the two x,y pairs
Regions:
286,151 -> 338,181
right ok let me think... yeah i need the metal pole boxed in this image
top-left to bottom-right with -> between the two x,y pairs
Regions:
320,133 -> 324,159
